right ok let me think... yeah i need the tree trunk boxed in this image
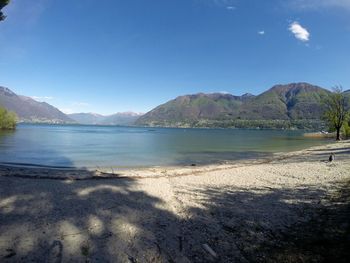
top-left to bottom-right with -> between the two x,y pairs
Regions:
336,128 -> 341,141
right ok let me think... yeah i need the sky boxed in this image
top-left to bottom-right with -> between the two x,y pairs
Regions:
0,0 -> 350,115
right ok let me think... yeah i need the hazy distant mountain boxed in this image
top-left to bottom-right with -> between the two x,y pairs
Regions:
99,112 -> 143,125
67,113 -> 105,125
0,86 -> 74,123
68,112 -> 143,126
135,83 -> 331,128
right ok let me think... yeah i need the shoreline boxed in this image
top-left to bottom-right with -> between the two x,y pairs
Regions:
0,139 -> 347,180
0,140 -> 349,261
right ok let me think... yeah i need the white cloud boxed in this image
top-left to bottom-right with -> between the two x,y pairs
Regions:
208,91 -> 230,94
288,21 -> 310,42
258,30 -> 265,35
57,102 -> 91,114
31,96 -> 54,101
226,6 -> 236,10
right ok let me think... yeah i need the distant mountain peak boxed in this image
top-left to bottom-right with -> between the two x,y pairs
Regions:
270,82 -> 323,90
88,112 -> 104,117
68,112 -> 144,125
241,93 -> 254,97
114,111 -> 144,116
0,86 -> 17,97
0,86 -> 75,124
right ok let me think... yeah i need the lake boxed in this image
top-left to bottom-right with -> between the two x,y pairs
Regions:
0,124 -> 329,168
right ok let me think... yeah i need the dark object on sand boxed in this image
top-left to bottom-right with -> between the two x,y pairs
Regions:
4,249 -> 16,258
202,243 -> 218,258
329,153 -> 335,162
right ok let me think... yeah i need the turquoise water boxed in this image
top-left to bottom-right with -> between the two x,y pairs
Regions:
0,124 -> 329,168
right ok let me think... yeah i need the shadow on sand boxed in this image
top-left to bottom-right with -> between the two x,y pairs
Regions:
0,172 -> 349,262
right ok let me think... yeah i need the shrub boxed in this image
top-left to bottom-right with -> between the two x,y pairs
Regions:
0,106 -> 17,130
341,121 -> 350,138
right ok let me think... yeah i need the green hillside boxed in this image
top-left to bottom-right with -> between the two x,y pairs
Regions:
239,83 -> 330,120
136,93 -> 251,127
136,83 -> 331,129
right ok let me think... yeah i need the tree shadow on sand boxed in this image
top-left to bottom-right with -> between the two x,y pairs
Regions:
0,175 -> 180,262
0,173 -> 349,262
174,180 -> 350,262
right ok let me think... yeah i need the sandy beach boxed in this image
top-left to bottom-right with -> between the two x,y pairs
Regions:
0,141 -> 349,262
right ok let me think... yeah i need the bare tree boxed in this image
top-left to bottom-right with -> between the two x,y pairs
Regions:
323,86 -> 349,140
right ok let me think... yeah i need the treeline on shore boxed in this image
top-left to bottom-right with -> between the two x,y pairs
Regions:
0,106 -> 17,130
140,119 -> 326,130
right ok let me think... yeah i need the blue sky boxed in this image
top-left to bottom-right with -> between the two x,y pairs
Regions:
0,0 -> 350,114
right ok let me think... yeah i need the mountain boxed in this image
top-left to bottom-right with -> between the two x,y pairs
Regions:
136,93 -> 253,126
68,112 -> 143,126
67,113 -> 105,125
0,86 -> 74,123
99,112 -> 143,125
135,83 -> 331,129
239,83 -> 330,120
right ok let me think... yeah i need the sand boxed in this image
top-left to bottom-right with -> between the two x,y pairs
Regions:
0,141 -> 349,262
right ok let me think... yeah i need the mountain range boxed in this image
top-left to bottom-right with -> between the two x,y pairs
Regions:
1,83 -> 349,129
68,112 -> 143,126
136,83 -> 347,129
0,86 -> 143,125
0,86 -> 74,124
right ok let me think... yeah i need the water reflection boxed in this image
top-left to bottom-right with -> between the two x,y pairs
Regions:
0,124 -> 329,168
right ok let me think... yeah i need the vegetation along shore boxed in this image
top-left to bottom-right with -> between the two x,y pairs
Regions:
0,107 -> 16,130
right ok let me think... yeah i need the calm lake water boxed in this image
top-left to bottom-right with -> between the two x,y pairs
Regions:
0,124 -> 329,168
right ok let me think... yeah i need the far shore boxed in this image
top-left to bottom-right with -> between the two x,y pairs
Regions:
0,140 -> 349,262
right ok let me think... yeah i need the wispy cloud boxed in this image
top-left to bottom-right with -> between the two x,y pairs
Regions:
288,21 -> 310,42
72,102 -> 90,107
226,6 -> 236,10
288,0 -> 350,11
31,96 -> 54,101
58,102 -> 91,114
201,0 -> 237,9
213,0 -> 237,5
258,30 -> 265,35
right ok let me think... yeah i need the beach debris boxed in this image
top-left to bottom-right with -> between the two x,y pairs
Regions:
3,248 -> 16,259
202,243 -> 218,258
329,153 -> 335,162
127,254 -> 138,263
81,242 -> 90,257
190,163 -> 196,166
178,235 -> 183,251
155,242 -> 162,255
222,223 -> 237,233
